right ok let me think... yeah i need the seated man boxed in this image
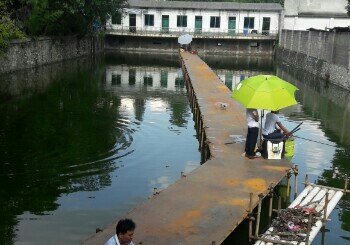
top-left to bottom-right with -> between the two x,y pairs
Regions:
263,111 -> 290,140
105,218 -> 136,245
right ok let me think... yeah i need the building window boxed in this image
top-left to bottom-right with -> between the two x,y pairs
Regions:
175,77 -> 184,88
144,14 -> 154,26
112,74 -> 121,85
244,17 -> 254,29
160,71 -> 168,87
144,75 -> 153,86
177,15 -> 187,27
112,12 -> 122,25
129,69 -> 136,85
262,17 -> 271,34
210,16 -> 220,28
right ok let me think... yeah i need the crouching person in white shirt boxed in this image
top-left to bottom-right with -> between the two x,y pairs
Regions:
263,111 -> 290,140
105,219 -> 136,245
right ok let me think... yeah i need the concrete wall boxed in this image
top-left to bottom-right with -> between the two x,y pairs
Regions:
107,8 -> 280,34
105,35 -> 274,55
285,0 -> 348,15
284,0 -> 350,30
277,29 -> 350,90
0,36 -> 104,74
284,16 -> 350,30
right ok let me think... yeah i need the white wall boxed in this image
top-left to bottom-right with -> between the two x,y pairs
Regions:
283,0 -> 350,30
285,0 -> 348,15
284,16 -> 350,30
106,8 -> 280,34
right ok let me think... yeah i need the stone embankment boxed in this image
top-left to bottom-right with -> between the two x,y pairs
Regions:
0,36 -> 103,74
276,29 -> 350,90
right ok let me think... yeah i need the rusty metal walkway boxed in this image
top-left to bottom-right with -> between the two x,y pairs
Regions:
84,52 -> 291,245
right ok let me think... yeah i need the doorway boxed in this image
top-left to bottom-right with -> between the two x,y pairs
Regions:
228,17 -> 236,35
162,15 -> 169,33
129,14 -> 136,33
195,16 -> 202,34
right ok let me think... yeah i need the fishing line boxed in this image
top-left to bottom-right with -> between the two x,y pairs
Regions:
294,135 -> 337,147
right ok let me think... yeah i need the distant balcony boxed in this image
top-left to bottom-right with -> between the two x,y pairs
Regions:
106,26 -> 278,40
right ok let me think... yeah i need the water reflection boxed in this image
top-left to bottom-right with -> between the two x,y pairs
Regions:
4,51 -> 350,245
0,53 -> 204,244
0,58 -> 123,244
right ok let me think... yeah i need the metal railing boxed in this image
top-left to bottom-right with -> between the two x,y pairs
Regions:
106,26 -> 278,39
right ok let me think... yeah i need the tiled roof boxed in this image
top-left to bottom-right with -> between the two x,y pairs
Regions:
128,0 -> 283,11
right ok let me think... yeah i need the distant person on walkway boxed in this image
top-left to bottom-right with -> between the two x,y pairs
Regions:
104,218 -> 136,245
187,43 -> 192,52
263,111 -> 290,140
245,108 -> 259,159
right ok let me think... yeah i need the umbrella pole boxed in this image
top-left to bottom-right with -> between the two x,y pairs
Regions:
259,110 -> 264,148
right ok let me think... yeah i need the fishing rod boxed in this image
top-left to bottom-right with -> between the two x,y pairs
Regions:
289,122 -> 303,135
293,135 -> 337,147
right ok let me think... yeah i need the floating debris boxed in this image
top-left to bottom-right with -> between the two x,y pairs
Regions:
269,207 -> 321,241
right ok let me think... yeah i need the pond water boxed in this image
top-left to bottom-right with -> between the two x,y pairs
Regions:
0,52 -> 349,244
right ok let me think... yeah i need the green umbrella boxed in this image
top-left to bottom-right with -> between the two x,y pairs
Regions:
232,75 -> 298,111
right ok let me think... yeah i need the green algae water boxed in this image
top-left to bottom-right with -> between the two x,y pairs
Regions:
0,52 -> 349,244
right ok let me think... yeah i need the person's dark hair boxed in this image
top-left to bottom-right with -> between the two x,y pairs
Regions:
116,219 -> 136,235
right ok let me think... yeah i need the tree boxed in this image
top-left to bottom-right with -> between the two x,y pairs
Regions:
347,0 -> 350,16
0,1 -> 25,54
2,0 -> 127,37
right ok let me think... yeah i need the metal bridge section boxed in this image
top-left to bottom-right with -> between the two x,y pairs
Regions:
84,52 -> 291,245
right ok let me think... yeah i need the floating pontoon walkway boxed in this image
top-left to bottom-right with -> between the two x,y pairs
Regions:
255,182 -> 348,245
84,52 -> 291,245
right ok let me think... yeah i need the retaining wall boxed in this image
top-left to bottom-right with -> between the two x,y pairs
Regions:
105,35 -> 275,55
276,30 -> 350,90
0,36 -> 103,74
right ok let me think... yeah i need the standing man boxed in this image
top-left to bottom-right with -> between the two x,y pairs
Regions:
105,219 -> 136,245
245,108 -> 259,159
263,110 -> 290,139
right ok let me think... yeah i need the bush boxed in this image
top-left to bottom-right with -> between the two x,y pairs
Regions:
0,16 -> 25,55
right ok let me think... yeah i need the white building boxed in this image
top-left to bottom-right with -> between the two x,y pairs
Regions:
284,0 -> 350,30
107,0 -> 283,37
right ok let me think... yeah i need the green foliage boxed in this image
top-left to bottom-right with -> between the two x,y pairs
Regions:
0,1 -> 26,54
2,0 -> 127,37
347,0 -> 350,16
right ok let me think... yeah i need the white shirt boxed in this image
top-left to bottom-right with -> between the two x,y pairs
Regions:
246,109 -> 259,128
104,235 -> 134,245
263,112 -> 280,135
